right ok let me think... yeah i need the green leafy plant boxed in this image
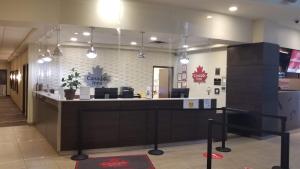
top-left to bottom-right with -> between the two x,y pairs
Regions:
61,68 -> 81,90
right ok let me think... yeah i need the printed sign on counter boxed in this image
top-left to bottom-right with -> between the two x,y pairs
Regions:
203,99 -> 212,109
183,99 -> 199,109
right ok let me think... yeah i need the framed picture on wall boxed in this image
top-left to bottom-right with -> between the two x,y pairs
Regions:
177,82 -> 182,88
215,68 -> 221,76
182,73 -> 187,80
182,64 -> 187,72
177,73 -> 182,81
182,81 -> 187,88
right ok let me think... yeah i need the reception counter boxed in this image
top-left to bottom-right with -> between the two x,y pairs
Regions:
33,92 -> 221,152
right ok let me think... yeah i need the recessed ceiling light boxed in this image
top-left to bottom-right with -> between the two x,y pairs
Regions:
130,41 -> 137,45
82,32 -> 91,36
183,45 -> 189,48
74,32 -> 79,35
206,15 -> 213,19
229,6 -> 238,12
150,36 -> 158,41
70,37 -> 78,42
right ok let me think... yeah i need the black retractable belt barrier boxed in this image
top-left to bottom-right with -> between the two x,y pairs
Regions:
207,119 -> 290,169
71,110 -> 89,161
215,107 -> 231,152
148,109 -> 164,155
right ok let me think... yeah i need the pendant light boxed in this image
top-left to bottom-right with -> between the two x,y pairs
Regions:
43,49 -> 53,62
42,36 -> 52,62
53,25 -> 63,57
137,32 -> 145,58
37,43 -> 45,64
86,27 -> 97,59
180,36 -> 189,64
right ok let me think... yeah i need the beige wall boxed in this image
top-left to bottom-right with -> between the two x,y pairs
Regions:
253,20 -> 300,50
10,50 -> 28,111
175,49 -> 227,108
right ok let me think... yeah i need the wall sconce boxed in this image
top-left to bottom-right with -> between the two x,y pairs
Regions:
17,72 -> 22,82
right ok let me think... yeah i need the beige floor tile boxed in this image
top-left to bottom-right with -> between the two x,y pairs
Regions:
24,157 -> 60,169
17,140 -> 58,160
54,156 -> 76,169
15,129 -> 45,142
0,142 -> 23,164
0,127 -> 16,143
0,160 -> 26,169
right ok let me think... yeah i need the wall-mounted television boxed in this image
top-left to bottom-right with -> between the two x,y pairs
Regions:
287,50 -> 300,73
279,48 -> 292,77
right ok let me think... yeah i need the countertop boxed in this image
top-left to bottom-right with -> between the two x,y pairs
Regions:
33,91 -> 212,102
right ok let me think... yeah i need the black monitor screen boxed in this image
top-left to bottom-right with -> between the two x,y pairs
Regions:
171,88 -> 189,98
95,88 -> 118,99
120,87 -> 134,98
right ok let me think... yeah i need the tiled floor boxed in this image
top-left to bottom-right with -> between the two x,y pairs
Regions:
0,125 -> 299,169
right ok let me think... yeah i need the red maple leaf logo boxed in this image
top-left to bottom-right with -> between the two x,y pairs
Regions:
99,158 -> 129,168
192,66 -> 208,83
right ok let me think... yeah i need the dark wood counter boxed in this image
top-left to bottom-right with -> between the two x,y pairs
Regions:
34,92 -> 221,152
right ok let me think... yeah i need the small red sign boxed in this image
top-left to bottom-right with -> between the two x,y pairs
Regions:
99,158 -> 129,168
192,66 -> 208,83
202,152 -> 224,159
244,167 -> 253,169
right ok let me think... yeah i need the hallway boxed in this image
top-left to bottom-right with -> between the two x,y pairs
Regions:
0,97 -> 26,127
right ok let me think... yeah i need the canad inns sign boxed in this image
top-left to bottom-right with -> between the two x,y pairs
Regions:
192,66 -> 208,84
84,66 -> 111,87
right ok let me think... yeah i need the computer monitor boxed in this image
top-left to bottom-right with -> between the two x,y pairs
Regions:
95,88 -> 118,99
171,88 -> 189,98
120,87 -> 134,98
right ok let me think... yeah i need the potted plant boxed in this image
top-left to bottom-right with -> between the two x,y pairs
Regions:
61,68 -> 81,100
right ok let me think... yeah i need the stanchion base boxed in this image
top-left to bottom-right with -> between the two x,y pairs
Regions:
71,154 -> 89,161
271,166 -> 289,169
216,147 -> 231,152
148,149 -> 164,155
271,167 -> 281,169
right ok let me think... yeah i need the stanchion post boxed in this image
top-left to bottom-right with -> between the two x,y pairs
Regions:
148,109 -> 164,155
216,107 -> 231,152
71,110 -> 88,161
281,117 -> 287,133
281,132 -> 290,169
272,132 -> 290,169
207,119 -> 213,169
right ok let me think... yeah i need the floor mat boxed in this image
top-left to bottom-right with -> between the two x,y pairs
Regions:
75,155 -> 155,169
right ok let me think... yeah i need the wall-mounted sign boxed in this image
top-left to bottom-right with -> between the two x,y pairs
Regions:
84,66 -> 111,88
183,99 -> 199,109
192,66 -> 208,84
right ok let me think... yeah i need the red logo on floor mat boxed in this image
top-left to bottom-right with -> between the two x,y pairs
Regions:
99,158 -> 129,168
202,152 -> 224,159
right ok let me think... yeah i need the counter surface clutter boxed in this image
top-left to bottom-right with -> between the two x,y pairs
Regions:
33,91 -> 221,152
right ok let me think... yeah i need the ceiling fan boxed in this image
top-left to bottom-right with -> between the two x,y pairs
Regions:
280,0 -> 298,4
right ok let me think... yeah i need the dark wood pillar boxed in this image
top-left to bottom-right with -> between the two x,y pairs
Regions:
226,42 -> 279,136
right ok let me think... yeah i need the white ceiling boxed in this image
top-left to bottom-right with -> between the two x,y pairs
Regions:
138,0 -> 300,30
0,26 -> 33,61
41,25 -> 234,51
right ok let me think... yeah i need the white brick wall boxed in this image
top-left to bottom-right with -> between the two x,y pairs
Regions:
48,46 -> 175,94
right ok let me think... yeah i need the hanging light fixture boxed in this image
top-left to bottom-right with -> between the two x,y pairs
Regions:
180,36 -> 189,64
53,25 -> 63,57
180,51 -> 189,64
137,32 -> 145,58
42,36 -> 53,62
86,27 -> 97,59
43,49 -> 53,62
37,42 -> 45,64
